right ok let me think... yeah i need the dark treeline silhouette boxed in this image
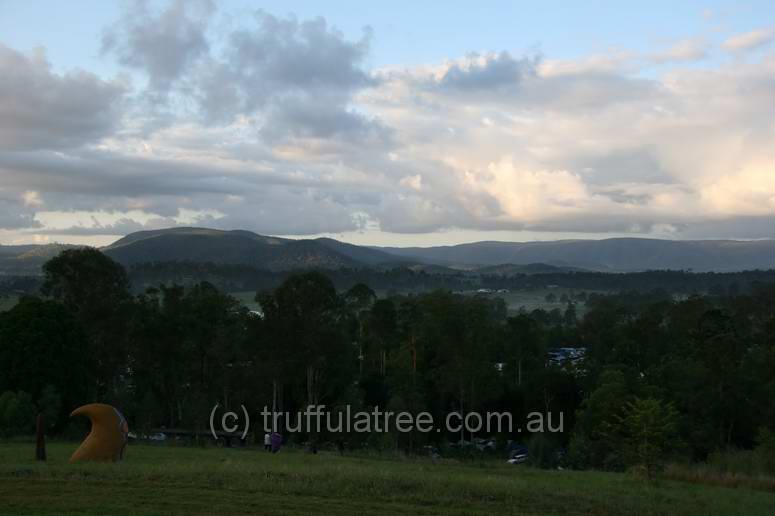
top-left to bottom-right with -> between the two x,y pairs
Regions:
6,260 -> 775,297
1,248 -> 775,474
125,261 -> 775,296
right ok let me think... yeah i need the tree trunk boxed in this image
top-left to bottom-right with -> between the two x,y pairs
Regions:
35,414 -> 46,461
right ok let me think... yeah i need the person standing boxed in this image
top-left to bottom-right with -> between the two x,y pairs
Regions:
270,431 -> 282,453
263,432 -> 271,452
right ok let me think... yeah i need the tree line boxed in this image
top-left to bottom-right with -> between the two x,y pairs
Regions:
1,248 -> 775,474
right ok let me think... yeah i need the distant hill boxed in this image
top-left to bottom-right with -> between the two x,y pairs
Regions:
474,263 -> 588,276
375,238 -> 775,272
0,243 -> 80,275
313,237 -> 412,266
101,227 -> 399,271
3,230 -> 775,275
106,231 -> 775,273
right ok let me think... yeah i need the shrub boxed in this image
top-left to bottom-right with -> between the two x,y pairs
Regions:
527,432 -> 562,469
617,398 -> 680,479
755,427 -> 775,474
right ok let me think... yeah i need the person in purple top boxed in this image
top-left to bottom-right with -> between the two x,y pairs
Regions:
270,431 -> 282,453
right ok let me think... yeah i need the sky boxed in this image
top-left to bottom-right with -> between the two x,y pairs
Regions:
1,1 -> 774,247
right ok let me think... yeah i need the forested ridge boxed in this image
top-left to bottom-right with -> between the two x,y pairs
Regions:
2,248 -> 775,475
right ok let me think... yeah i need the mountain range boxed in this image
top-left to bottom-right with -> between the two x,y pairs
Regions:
3,227 -> 775,274
375,238 -> 775,272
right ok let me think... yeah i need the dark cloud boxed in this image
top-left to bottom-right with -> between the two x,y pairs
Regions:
195,11 -> 380,144
0,144 -> 378,201
260,96 -> 391,145
0,191 -> 40,230
102,0 -> 213,94
572,147 -> 671,186
0,45 -> 124,150
0,146 -> 379,235
226,12 -> 373,96
211,197 -> 360,235
104,4 -> 385,146
37,217 -> 153,236
0,150 -> 241,198
0,207 -> 39,230
422,52 -> 656,112
679,216 -> 775,239
438,51 -> 537,92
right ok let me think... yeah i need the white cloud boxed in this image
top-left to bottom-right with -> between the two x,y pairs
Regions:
722,27 -> 775,53
2,4 -> 775,243
21,190 -> 43,207
650,38 -> 707,63
399,174 -> 423,191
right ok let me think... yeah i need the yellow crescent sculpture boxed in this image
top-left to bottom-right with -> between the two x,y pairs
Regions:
69,403 -> 129,463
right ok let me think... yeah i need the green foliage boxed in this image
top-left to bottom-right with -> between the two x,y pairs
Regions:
569,369 -> 632,470
41,248 -> 132,400
6,247 -> 775,485
527,432 -> 563,469
37,385 -> 61,430
755,427 -> 775,474
0,391 -> 36,436
41,248 -> 130,311
128,282 -> 249,430
0,297 -> 91,429
617,398 -> 680,478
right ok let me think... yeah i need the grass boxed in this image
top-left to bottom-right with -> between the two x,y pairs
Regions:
1,442 -> 774,515
486,288 -> 605,315
666,463 -> 775,493
665,450 -> 775,492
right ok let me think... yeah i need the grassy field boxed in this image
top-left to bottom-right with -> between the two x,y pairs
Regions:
481,288 -> 607,316
1,442 -> 774,515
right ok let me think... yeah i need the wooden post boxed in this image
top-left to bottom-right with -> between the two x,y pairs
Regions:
35,414 -> 46,461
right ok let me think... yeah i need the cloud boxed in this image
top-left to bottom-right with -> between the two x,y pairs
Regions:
32,210 -> 223,236
4,4 -> 775,243
472,157 -> 596,222
650,38 -> 707,63
436,52 -> 537,92
361,49 -> 775,236
539,50 -> 636,76
722,27 -> 775,53
0,45 -> 125,151
259,92 -> 390,145
195,11 -> 381,146
102,0 -> 214,94
104,5 -> 384,148
21,190 -> 43,207
0,190 -> 41,230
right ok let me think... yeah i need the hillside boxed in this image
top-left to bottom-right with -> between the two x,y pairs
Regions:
4,230 -> 775,274
376,238 -> 775,272
0,243 -> 79,275
101,227 -> 398,271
